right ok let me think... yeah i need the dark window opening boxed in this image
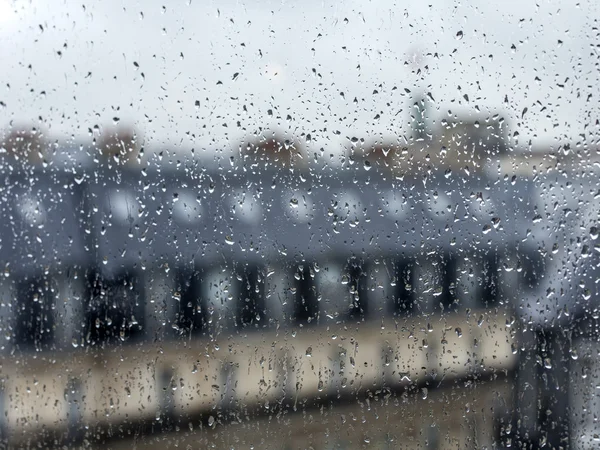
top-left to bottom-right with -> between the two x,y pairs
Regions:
521,251 -> 545,290
15,276 -> 54,350
237,266 -> 265,328
347,261 -> 368,319
481,254 -> 500,307
86,270 -> 145,346
441,254 -> 458,311
175,269 -> 203,336
393,260 -> 415,316
293,264 -> 318,324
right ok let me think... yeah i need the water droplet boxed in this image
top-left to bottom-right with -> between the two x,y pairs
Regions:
456,30 -> 463,40
305,347 -> 312,357
225,235 -> 234,245
582,245 -> 591,258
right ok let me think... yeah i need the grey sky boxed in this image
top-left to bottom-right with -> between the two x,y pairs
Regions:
0,0 -> 596,159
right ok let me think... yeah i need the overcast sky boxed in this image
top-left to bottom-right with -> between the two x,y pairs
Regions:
0,0 -> 597,159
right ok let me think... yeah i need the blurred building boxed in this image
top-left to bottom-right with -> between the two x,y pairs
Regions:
239,132 -> 307,170
499,142 -> 600,177
349,113 -> 508,176
96,126 -> 142,168
0,125 -> 46,166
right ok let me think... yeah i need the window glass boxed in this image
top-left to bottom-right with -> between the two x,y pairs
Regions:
0,1 -> 596,448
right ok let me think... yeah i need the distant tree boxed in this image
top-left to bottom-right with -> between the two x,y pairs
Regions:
97,126 -> 141,167
1,125 -> 46,165
240,133 -> 306,169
